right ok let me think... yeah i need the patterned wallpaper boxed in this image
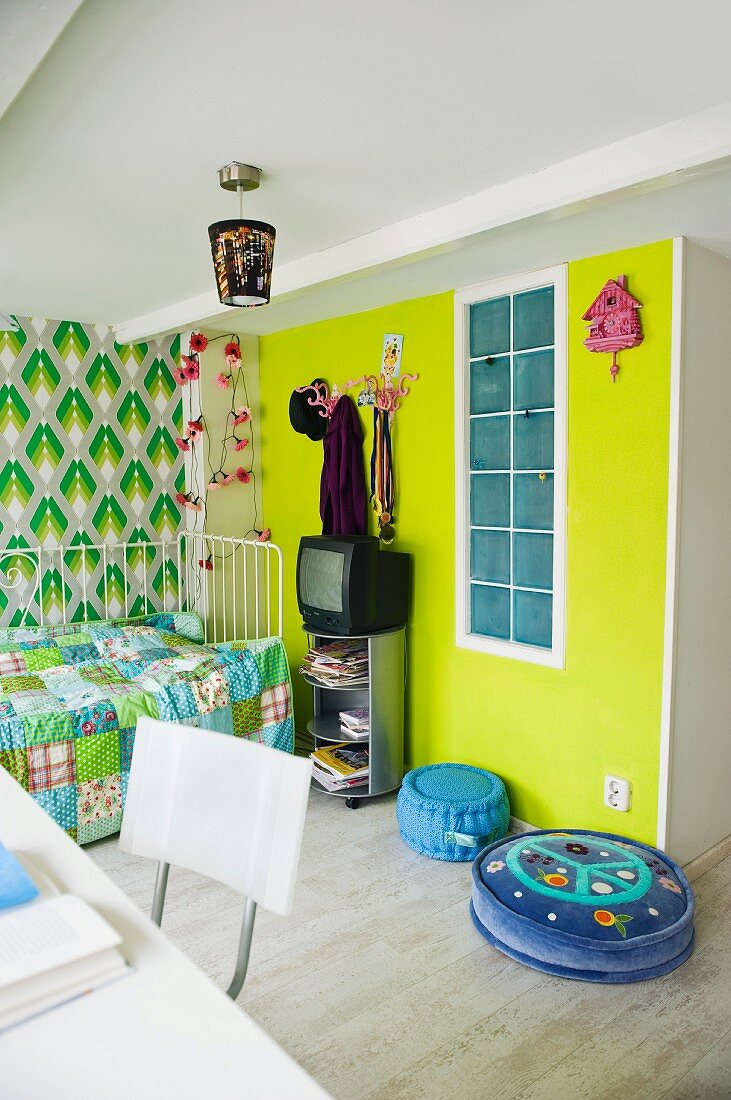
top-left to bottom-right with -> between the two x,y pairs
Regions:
0,316 -> 184,623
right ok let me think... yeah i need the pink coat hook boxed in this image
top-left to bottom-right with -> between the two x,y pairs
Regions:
295,381 -> 341,418
343,373 -> 418,414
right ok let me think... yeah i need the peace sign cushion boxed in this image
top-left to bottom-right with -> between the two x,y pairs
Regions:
470,829 -> 694,983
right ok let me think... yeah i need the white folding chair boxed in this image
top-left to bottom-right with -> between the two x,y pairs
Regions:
119,716 -> 312,999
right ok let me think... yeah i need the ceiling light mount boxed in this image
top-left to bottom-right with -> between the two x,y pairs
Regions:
217,162 -> 262,193
208,162 -> 275,308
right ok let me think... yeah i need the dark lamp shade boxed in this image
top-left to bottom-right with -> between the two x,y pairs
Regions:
208,219 -> 276,307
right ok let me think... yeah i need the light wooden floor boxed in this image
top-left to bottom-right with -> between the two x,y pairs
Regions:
89,792 -> 731,1100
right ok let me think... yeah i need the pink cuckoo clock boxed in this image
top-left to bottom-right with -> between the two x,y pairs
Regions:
582,275 -> 643,382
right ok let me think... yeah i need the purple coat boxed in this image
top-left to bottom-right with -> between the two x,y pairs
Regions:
320,395 -> 367,537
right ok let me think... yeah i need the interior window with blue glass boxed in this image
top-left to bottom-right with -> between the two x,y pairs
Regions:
457,268 -> 566,666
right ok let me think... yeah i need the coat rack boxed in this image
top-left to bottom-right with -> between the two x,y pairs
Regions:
296,357 -> 419,546
296,372 -> 418,419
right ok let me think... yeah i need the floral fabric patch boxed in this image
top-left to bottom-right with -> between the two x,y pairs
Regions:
77,774 -> 122,825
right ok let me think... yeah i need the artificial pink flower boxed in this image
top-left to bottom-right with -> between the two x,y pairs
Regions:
216,372 -> 230,389
174,436 -> 190,452
175,491 -> 188,505
197,558 -> 214,572
224,341 -> 241,360
233,437 -> 249,452
184,498 -> 203,512
187,418 -> 204,441
183,361 -> 200,381
172,367 -> 188,386
257,528 -> 271,543
235,467 -> 252,484
181,355 -> 197,371
233,405 -> 251,426
190,332 -> 208,353
226,354 -> 242,371
208,471 -> 234,490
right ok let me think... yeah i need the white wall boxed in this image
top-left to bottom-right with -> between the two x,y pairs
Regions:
667,241 -> 731,863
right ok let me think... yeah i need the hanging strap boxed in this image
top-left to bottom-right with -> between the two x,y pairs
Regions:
444,826 -> 502,849
370,407 -> 378,500
381,411 -> 393,517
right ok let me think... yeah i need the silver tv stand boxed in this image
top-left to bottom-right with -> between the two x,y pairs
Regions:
303,625 -> 405,808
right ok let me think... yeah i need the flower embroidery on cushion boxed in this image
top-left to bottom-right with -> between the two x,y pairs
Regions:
565,842 -> 589,855
659,875 -> 682,894
594,910 -> 633,937
485,860 -> 505,874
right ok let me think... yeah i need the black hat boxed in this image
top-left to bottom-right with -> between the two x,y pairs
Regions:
289,379 -> 328,441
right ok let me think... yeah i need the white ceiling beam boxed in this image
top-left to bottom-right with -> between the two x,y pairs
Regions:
114,102 -> 731,344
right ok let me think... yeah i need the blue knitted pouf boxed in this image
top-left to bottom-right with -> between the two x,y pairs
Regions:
470,829 -> 695,982
397,763 -> 510,861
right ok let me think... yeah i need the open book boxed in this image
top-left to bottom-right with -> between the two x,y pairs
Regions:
0,894 -> 128,1031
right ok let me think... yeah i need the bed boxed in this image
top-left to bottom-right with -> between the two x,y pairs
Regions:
0,535 -> 293,843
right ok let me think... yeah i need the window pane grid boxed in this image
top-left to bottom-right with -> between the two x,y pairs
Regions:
471,468 -> 554,475
468,283 -> 555,650
508,295 -> 514,639
470,408 -> 554,419
471,579 -> 552,594
468,342 -> 553,361
471,525 -> 555,534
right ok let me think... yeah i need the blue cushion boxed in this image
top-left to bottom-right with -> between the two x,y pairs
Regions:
471,829 -> 695,982
397,763 -> 510,861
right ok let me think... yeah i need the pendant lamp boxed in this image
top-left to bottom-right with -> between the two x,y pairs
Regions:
208,163 -> 276,307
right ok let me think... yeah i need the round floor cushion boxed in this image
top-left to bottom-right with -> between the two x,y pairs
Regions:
470,829 -> 695,982
397,763 -> 510,861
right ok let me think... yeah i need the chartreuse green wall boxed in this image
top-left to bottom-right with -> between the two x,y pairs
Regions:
259,240 -> 673,842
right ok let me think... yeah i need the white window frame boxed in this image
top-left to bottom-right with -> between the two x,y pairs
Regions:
454,264 -> 567,669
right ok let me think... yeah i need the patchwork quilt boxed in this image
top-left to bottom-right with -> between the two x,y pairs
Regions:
0,612 -> 294,844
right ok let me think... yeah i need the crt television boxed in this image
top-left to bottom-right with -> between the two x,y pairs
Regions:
296,535 -> 410,635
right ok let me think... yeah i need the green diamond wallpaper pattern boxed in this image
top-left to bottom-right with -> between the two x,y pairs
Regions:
0,316 -> 184,625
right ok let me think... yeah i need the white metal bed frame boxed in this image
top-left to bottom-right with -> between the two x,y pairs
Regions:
0,534 -> 283,643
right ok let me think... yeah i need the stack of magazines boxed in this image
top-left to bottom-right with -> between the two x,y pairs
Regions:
300,639 -> 369,687
311,743 -> 369,792
339,707 -> 369,737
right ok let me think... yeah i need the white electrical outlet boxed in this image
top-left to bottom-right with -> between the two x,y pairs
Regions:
604,775 -> 631,811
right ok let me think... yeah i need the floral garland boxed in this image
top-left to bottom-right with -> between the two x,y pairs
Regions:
172,332 -> 270,572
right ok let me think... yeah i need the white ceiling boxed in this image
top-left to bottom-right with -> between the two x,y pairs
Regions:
2,0 -> 731,335
0,0 -> 83,119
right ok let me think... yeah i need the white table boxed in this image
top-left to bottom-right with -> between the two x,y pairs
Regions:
0,769 -> 328,1099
